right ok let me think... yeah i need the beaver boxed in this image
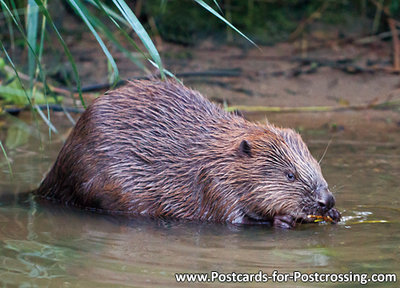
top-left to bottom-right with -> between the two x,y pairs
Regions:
35,80 -> 340,228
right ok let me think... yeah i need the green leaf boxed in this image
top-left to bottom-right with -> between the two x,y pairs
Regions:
37,0 -> 47,64
8,0 -> 22,27
212,0 -> 223,14
33,0 -> 85,107
1,42 -> 42,145
86,0 -> 129,26
86,0 -> 147,72
160,0 -> 167,13
26,0 -> 39,90
0,84 -> 60,105
66,0 -> 119,83
35,104 -> 58,134
0,42 -> 32,106
194,0 -> 258,49
148,59 -> 181,83
0,1 -> 48,106
0,0 -> 47,104
90,0 -> 150,72
112,0 -> 165,78
1,1 -> 15,50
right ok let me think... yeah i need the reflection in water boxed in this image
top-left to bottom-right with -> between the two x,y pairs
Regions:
0,111 -> 399,287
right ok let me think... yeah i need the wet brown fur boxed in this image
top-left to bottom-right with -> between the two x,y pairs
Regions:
35,80 -> 339,225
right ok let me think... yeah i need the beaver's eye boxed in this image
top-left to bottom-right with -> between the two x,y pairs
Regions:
286,172 -> 296,182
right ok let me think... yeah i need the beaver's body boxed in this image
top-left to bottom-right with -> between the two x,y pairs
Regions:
36,80 -> 340,228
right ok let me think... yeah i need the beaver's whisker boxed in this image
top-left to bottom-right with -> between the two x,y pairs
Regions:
318,137 -> 333,164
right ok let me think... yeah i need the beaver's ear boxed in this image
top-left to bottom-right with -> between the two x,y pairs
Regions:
239,140 -> 251,157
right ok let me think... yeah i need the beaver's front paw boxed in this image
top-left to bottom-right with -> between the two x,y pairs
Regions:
327,208 -> 341,223
273,215 -> 296,229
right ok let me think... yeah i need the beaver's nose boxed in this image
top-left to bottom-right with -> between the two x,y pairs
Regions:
316,188 -> 335,210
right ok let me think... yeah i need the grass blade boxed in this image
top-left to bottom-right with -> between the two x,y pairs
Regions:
33,0 -> 85,107
86,0 -> 147,72
194,0 -> 258,49
88,0 -> 150,73
1,43 -> 32,106
8,0 -> 22,26
212,0 -> 223,14
0,0 -> 44,88
37,0 -> 47,65
36,1 -> 52,139
0,0 -> 55,145
67,0 -> 119,83
86,0 -> 129,26
1,43 -> 44,147
34,104 -> 58,134
26,0 -> 39,90
1,2 -> 15,50
112,0 -> 165,78
147,59 -> 181,83
160,0 -> 167,13
88,0 -> 168,76
0,140 -> 13,180
0,0 -> 46,99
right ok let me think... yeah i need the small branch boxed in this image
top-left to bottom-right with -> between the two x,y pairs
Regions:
370,0 -> 400,71
354,30 -> 400,44
388,18 -> 400,71
289,1 -> 329,41
3,104 -> 85,115
226,100 -> 400,113
74,68 -> 243,93
3,65 -> 72,96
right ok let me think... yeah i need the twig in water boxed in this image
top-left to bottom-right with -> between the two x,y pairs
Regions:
0,140 -> 13,180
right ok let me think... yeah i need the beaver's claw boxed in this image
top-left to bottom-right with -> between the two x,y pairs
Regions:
273,214 -> 296,229
326,208 -> 341,223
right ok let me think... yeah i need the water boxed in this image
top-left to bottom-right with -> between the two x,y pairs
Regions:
0,111 -> 399,287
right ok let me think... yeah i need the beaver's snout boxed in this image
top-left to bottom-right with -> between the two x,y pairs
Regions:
316,187 -> 335,211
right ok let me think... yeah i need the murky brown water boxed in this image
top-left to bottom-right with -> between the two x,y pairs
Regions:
0,110 -> 399,287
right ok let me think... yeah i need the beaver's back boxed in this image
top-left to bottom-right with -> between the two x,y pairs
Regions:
36,80 -> 248,217
91,80 -> 240,158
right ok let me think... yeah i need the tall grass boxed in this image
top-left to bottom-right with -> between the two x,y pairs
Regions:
0,0 -> 252,108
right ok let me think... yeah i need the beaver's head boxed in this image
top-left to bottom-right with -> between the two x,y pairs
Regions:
234,126 -> 340,228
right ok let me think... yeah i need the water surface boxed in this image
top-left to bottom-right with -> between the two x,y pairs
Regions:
0,111 -> 399,287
